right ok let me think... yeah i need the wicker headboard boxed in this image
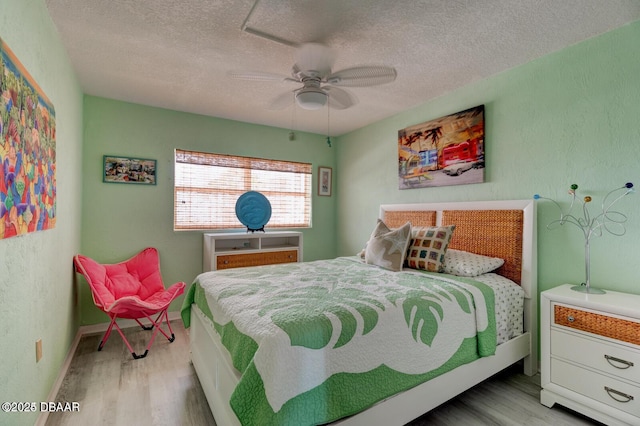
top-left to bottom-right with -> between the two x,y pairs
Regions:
380,200 -> 535,290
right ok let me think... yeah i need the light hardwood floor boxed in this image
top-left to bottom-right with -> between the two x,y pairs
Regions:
46,321 -> 602,426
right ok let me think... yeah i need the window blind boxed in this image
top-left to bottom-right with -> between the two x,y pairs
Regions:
174,149 -> 312,230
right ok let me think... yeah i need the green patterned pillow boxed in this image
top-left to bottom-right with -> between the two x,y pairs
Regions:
364,220 -> 412,272
406,225 -> 456,272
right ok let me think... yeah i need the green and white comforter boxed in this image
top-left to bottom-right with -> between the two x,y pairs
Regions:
181,257 -> 498,426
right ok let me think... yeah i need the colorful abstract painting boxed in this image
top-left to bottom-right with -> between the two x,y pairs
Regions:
1,37 -> 56,239
398,105 -> 484,190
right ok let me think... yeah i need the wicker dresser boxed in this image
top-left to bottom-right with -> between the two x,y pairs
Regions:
203,231 -> 302,272
541,284 -> 640,425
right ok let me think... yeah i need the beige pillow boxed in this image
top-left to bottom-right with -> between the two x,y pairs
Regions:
406,225 -> 456,272
364,220 -> 412,272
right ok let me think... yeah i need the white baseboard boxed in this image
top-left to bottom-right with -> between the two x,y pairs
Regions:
35,311 -> 183,426
35,329 -> 83,426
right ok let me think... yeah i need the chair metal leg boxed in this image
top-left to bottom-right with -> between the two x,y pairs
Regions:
142,310 -> 176,355
99,310 -> 177,360
111,320 -> 138,357
150,310 -> 175,342
98,317 -> 118,351
164,311 -> 176,342
132,350 -> 149,359
135,318 -> 154,331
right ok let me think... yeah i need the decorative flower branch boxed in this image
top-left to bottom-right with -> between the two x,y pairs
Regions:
534,182 -> 634,293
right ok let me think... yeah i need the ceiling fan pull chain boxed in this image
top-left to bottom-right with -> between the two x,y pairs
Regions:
326,102 -> 332,148
289,94 -> 296,141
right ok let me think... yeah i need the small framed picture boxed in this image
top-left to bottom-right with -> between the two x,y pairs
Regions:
318,166 -> 332,196
103,155 -> 157,185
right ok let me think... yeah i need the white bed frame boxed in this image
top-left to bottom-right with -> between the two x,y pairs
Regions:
189,199 -> 537,426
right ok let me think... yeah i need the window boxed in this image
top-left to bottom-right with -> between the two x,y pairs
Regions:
174,149 -> 312,230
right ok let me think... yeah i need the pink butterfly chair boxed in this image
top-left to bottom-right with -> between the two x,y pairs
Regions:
73,247 -> 186,359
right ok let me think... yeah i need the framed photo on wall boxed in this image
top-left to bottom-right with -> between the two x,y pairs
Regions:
103,155 -> 157,185
318,166 -> 332,196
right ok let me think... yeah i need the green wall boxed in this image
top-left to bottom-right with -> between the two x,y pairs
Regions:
337,20 -> 640,295
0,1 -> 84,425
80,97 -> 337,324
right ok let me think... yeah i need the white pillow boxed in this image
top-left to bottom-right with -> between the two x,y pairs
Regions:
364,220 -> 412,272
442,249 -> 504,277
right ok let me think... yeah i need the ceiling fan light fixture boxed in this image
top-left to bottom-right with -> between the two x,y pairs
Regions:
296,88 -> 327,110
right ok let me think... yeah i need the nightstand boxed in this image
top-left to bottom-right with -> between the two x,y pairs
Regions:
541,284 -> 640,426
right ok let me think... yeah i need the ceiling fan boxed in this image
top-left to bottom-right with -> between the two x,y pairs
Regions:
229,43 -> 397,111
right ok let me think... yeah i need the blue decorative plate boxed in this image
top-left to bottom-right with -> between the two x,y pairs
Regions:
235,191 -> 272,231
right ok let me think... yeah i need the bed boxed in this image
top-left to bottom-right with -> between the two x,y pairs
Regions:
181,199 -> 537,425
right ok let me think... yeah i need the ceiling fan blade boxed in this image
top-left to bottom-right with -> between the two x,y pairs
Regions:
325,86 -> 357,110
267,91 -> 295,110
228,70 -> 292,82
294,43 -> 336,77
326,66 -> 397,87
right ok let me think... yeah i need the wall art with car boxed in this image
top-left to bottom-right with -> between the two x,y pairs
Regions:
0,37 -> 56,240
398,105 -> 484,190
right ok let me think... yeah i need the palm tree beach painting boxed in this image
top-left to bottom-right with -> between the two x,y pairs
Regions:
398,105 -> 484,190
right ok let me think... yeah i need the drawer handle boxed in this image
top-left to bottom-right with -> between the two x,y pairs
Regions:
223,260 -> 229,264
605,386 -> 634,403
605,354 -> 634,369
567,315 -> 575,323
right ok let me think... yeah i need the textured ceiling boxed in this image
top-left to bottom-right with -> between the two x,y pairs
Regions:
45,0 -> 640,136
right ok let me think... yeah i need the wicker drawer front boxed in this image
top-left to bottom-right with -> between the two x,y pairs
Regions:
216,250 -> 298,270
554,304 -> 640,346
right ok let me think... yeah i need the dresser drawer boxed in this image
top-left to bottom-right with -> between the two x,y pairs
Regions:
551,329 -> 640,384
554,304 -> 640,346
551,358 -> 640,417
216,250 -> 298,270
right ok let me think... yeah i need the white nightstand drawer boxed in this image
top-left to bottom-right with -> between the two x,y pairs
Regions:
551,329 -> 640,384
552,358 -> 640,417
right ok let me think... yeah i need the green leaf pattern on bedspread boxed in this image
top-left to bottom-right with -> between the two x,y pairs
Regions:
258,286 -> 385,349
402,285 -> 473,346
184,257 -> 496,426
